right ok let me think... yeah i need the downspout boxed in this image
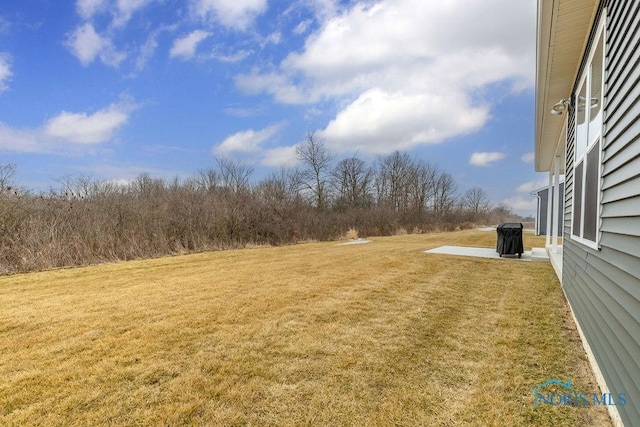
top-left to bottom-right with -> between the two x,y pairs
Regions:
531,191 -> 542,235
546,169 -> 553,247
552,155 -> 560,253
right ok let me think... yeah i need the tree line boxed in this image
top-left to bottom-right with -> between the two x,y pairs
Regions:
0,135 -> 518,274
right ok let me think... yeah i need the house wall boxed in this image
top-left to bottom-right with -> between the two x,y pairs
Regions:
563,2 -> 640,425
535,184 -> 565,236
537,188 -> 548,235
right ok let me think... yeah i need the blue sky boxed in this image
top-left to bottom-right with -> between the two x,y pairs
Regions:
0,0 -> 544,215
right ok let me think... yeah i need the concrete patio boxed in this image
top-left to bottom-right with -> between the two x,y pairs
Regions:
425,245 -> 550,262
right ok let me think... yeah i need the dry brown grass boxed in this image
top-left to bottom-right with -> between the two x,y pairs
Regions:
0,230 -> 611,426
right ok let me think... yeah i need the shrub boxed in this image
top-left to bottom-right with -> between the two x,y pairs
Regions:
343,228 -> 359,240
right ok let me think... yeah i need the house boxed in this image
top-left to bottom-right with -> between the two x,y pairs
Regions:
532,182 -> 565,237
536,1 -> 640,426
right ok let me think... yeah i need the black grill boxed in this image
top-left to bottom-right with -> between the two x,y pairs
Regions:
496,223 -> 524,258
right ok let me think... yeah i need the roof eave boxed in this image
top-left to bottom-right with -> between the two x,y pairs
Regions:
534,0 -> 599,173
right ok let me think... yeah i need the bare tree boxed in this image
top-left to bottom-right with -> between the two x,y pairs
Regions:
407,160 -> 437,215
194,168 -> 220,192
52,173 -> 103,200
0,163 -> 16,192
216,157 -> 254,194
489,203 -> 516,224
256,167 -> 301,204
0,150 -> 493,275
332,156 -> 373,209
296,132 -> 335,210
132,173 -> 165,199
432,171 -> 457,215
375,151 -> 415,211
463,187 -> 492,215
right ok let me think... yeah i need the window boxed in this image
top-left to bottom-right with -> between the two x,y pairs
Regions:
572,15 -> 605,248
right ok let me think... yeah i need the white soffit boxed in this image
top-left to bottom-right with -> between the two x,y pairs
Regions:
535,0 -> 599,172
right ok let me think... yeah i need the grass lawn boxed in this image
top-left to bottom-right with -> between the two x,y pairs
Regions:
0,230 -> 612,426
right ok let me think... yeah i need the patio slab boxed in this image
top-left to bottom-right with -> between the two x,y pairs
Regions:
336,238 -> 372,246
425,246 -> 549,262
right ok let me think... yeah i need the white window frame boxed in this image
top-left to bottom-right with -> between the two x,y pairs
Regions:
571,13 -> 606,250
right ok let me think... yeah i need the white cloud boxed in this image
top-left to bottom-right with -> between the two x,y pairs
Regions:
134,31 -> 159,72
265,31 -> 282,45
236,0 -> 535,155
70,1 -> 154,69
516,178 -> 548,193
0,123 -> 39,152
235,70 -> 306,103
213,123 -> 298,167
190,0 -> 267,30
305,0 -> 341,22
214,123 -> 282,157
503,196 -> 537,211
113,0 -> 153,27
44,98 -> 137,144
76,0 -> 151,26
262,145 -> 299,167
320,88 -> 488,154
293,19 -> 312,35
66,23 -> 104,65
131,24 -> 178,73
0,53 -> 11,93
76,0 -> 109,19
66,23 -> 125,66
0,98 -> 137,152
521,152 -> 535,163
170,30 -> 211,60
469,152 -> 506,167
212,49 -> 252,63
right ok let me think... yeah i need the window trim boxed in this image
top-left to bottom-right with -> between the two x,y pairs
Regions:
570,12 -> 606,250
